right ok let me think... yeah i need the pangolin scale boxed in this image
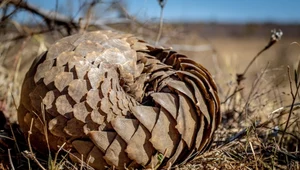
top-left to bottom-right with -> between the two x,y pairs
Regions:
18,30 -> 221,169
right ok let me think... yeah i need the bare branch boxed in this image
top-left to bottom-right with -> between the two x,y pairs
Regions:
1,0 -> 130,35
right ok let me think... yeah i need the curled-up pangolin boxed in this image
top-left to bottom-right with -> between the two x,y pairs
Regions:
18,30 -> 221,169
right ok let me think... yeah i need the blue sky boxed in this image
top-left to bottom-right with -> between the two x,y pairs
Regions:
129,0 -> 300,23
16,0 -> 300,23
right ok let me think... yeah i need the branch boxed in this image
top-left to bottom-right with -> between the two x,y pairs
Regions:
3,0 -> 77,34
1,0 -> 130,35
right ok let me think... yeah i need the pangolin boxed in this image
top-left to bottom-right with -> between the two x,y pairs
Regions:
18,30 -> 221,169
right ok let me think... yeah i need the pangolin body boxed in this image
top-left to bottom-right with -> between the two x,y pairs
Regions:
18,30 -> 221,169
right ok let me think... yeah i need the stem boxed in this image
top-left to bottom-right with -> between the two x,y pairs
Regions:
222,29 -> 283,104
242,29 -> 282,76
155,0 -> 167,45
279,67 -> 300,147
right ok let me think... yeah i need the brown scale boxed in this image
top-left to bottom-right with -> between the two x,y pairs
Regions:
18,30 -> 221,169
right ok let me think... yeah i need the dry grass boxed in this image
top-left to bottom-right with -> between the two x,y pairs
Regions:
0,25 -> 299,170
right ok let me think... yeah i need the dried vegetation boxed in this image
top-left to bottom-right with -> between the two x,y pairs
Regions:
0,0 -> 299,169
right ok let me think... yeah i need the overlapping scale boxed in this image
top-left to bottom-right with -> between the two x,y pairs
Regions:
18,30 -> 220,169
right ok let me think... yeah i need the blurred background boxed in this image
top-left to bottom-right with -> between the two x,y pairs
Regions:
0,0 -> 299,122
0,1 -> 299,169
12,0 -> 300,24
1,0 -> 299,105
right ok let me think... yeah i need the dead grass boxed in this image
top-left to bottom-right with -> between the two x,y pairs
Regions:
0,25 -> 299,170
